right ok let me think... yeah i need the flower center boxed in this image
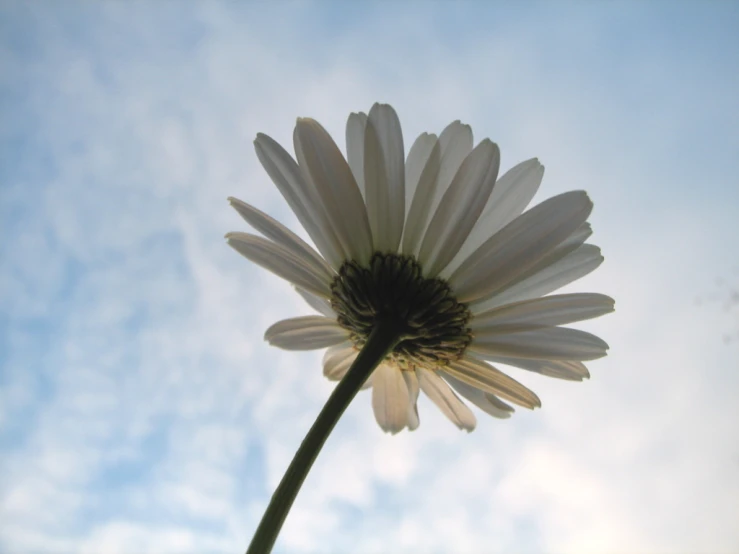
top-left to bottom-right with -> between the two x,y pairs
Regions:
330,253 -> 472,369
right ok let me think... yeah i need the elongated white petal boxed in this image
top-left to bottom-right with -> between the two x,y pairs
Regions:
402,370 -> 421,431
323,342 -> 356,378
442,372 -> 514,419
480,158 -> 545,231
265,316 -> 349,350
404,132 -> 438,219
472,243 -> 604,313
403,121 -> 471,256
372,363 -> 410,434
441,158 -> 544,277
417,368 -> 476,431
435,121 -> 474,207
346,112 -> 368,196
472,293 -> 615,331
419,140 -> 501,277
322,343 -> 373,389
450,191 -> 593,303
486,356 -> 590,381
294,287 -> 336,317
363,104 -> 405,252
401,137 -> 441,255
226,232 -> 331,298
228,198 -> 334,282
470,326 -> 609,361
565,221 -> 593,248
445,357 -> 541,409
294,118 -> 374,265
254,133 -> 344,269
472,221 -> 594,312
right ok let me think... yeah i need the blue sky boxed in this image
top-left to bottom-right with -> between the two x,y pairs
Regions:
1,2 -> 738,553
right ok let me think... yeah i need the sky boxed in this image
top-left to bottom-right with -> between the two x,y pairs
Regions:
1,1 -> 738,553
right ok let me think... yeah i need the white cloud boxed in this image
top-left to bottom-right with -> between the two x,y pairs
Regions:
1,2 -> 738,554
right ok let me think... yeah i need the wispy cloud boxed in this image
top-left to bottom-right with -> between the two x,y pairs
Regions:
1,2 -> 738,553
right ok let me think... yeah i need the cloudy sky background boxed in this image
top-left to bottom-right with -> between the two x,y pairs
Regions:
1,2 -> 738,553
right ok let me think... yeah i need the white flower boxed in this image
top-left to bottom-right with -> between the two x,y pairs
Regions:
227,103 -> 612,434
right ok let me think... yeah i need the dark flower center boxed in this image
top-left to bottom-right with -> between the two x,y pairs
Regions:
330,253 -> 472,368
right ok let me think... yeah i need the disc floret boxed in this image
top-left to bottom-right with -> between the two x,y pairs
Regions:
330,253 -> 473,368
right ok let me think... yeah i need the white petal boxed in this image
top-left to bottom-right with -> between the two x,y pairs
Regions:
294,287 -> 336,317
470,326 -> 610,361
363,104 -> 405,253
470,222 -> 594,313
480,158 -> 545,231
254,133 -> 344,269
435,120 -> 474,207
450,191 -> 593,303
372,363 -> 410,434
418,140 -> 500,277
445,357 -> 541,409
402,370 -> 421,431
565,221 -> 593,248
228,198 -> 334,282
472,293 -> 615,331
294,118 -> 374,265
442,372 -> 514,419
402,121 -> 471,256
417,368 -> 476,431
404,132 -> 438,219
264,316 -> 349,350
323,342 -> 356,379
226,232 -> 331,298
401,137 -> 441,255
346,112 -> 368,196
472,244 -> 604,312
441,158 -> 544,277
485,356 -> 590,381
322,343 -> 374,389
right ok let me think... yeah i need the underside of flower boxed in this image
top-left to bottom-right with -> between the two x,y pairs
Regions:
331,253 -> 472,369
228,102 -> 613,435
234,103 -> 615,554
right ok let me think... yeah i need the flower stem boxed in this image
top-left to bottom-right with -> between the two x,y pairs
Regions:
245,319 -> 402,554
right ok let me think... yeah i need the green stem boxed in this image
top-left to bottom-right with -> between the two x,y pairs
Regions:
246,320 -> 402,554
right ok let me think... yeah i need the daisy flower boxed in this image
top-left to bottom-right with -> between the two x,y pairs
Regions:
232,103 -> 612,552
229,103 -> 611,432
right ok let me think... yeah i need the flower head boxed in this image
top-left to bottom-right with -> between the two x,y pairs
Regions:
227,103 -> 612,433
